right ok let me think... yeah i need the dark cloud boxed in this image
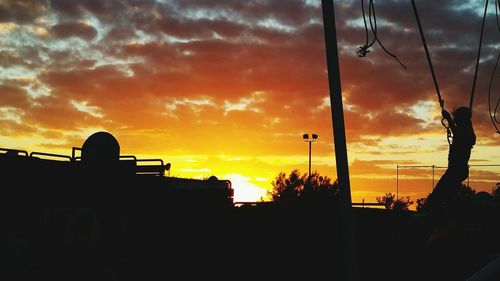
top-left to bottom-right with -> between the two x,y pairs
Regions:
49,0 -> 82,17
50,0 -> 126,20
0,84 -> 31,108
468,169 -> 500,181
22,95 -> 104,130
0,0 -> 47,23
175,0 -> 319,27
50,21 -> 98,40
342,109 -> 432,144
104,25 -> 136,42
0,51 -> 26,67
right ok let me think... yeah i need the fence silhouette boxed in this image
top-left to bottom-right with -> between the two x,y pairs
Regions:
396,164 -> 500,200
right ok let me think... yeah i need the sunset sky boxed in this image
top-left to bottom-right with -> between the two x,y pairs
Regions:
1,0 -> 499,203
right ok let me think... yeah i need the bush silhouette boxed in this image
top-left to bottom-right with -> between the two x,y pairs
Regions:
376,193 -> 413,211
268,169 -> 339,204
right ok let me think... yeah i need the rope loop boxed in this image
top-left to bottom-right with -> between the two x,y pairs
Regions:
356,45 -> 370,57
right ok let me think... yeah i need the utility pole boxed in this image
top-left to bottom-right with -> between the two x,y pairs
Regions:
321,1 -> 359,280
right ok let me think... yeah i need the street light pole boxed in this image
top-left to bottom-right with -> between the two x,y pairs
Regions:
396,165 -> 399,200
309,140 -> 312,176
303,133 -> 318,176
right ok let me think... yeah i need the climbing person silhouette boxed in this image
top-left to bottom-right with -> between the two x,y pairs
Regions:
427,106 -> 476,242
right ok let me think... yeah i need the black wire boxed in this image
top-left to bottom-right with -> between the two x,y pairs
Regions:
410,0 -> 452,144
497,0 -> 500,31
469,0 -> 489,110
361,0 -> 370,50
368,0 -> 407,69
488,0 -> 500,133
410,0 -> 444,108
368,0 -> 377,38
366,0 -> 376,49
357,0 -> 407,69
488,52 -> 500,133
357,0 -> 376,57
495,96 -> 499,123
495,0 -> 500,124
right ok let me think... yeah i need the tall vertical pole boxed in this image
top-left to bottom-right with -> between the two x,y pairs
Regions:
309,141 -> 312,176
321,1 -> 358,280
396,165 -> 399,200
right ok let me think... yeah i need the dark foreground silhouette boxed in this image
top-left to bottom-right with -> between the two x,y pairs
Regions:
1,132 -> 499,280
426,107 -> 478,242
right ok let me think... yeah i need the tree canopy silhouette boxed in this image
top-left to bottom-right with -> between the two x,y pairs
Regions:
416,184 -> 478,214
492,183 -> 500,201
376,193 -> 413,211
268,169 -> 339,204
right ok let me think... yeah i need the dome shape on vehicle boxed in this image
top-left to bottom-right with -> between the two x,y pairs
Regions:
207,175 -> 218,181
81,131 -> 120,164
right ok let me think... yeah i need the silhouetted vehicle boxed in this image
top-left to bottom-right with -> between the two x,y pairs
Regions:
0,132 -> 236,280
0,131 -> 233,208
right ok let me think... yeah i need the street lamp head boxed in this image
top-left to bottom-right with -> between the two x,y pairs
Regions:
312,134 -> 318,140
303,133 -> 309,140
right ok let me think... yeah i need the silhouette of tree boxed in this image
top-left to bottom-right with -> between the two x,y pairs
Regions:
416,197 -> 428,212
268,169 -> 339,203
393,197 -> 414,212
492,183 -> 500,200
452,184 -> 477,208
417,184 -> 477,214
376,193 -> 413,211
376,193 -> 395,210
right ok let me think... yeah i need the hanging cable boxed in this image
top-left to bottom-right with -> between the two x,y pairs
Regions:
469,0 -> 490,110
488,52 -> 500,133
488,0 -> 500,134
410,0 -> 451,144
410,0 -> 443,108
495,96 -> 500,123
357,0 -> 407,69
367,0 -> 407,69
496,0 -> 500,126
357,0 -> 376,57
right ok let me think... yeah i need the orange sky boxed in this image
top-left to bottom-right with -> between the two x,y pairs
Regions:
1,0 -> 499,204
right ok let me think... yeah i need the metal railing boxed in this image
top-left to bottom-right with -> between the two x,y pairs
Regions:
3,146 -> 171,177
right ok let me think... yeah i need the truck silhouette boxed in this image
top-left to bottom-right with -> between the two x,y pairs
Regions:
0,131 -> 233,208
0,131 -> 239,279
